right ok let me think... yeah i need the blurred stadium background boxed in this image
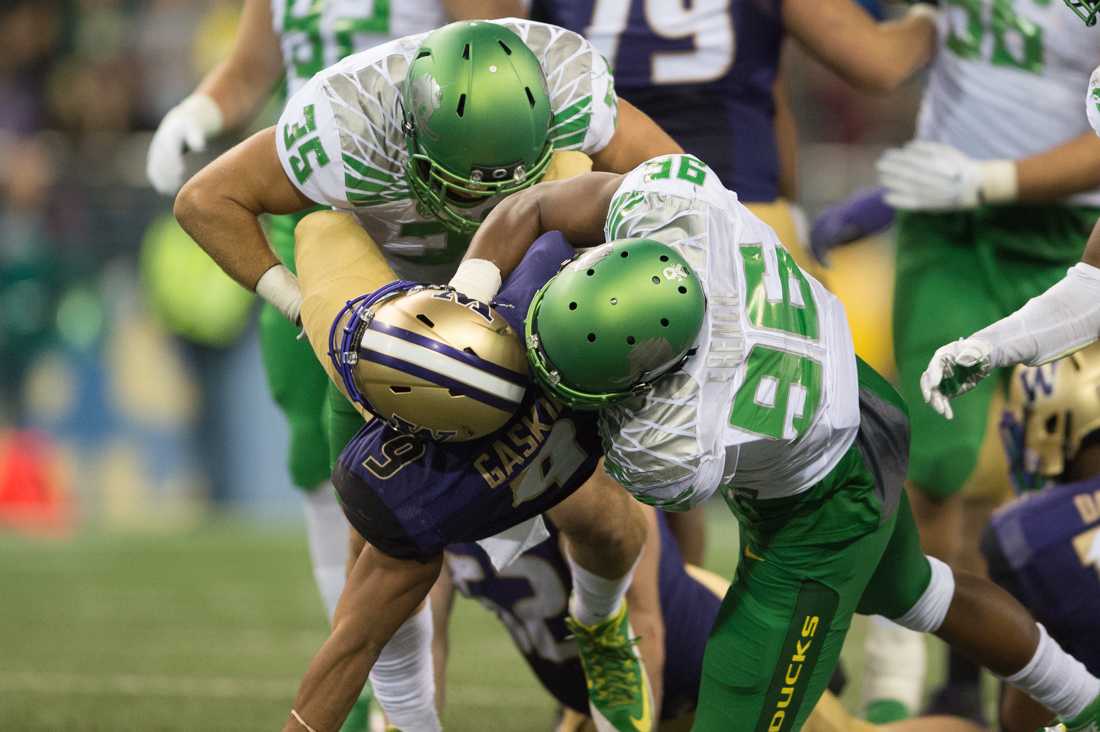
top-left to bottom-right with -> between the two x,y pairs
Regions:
0,1 -> 943,730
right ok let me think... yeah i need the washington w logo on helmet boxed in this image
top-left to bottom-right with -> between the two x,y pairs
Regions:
329,282 -> 529,442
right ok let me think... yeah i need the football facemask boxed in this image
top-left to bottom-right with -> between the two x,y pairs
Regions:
330,282 -> 529,441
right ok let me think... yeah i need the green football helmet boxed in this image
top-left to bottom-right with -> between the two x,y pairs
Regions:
526,239 -> 706,410
1065,0 -> 1100,25
402,21 -> 553,235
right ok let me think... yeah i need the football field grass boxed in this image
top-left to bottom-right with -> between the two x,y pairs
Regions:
0,508 -> 957,731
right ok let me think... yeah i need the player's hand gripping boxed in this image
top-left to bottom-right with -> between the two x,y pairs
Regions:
877,140 -> 1017,211
920,338 -> 995,420
146,95 -> 224,195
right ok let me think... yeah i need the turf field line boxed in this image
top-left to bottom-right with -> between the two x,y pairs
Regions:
0,671 -> 546,708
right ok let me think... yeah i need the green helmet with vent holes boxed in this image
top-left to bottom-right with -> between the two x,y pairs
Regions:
525,239 -> 706,410
402,21 -> 553,235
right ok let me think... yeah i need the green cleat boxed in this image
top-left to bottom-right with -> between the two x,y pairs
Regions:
1046,692 -> 1100,732
566,601 -> 654,732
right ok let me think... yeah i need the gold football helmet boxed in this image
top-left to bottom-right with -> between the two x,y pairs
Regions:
1003,342 -> 1100,491
330,283 -> 528,442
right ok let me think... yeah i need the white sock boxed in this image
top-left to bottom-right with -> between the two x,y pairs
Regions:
369,601 -> 441,732
861,616 -> 926,713
565,551 -> 639,627
1002,624 -> 1100,721
301,482 -> 348,623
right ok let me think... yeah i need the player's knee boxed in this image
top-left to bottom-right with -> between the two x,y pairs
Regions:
893,555 -> 955,633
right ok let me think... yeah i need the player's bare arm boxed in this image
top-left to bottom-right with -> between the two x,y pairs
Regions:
146,0 -> 283,194
282,545 -> 442,732
194,0 -> 284,131
174,128 -> 315,317
783,0 -> 936,94
1015,131 -> 1100,201
459,172 -> 623,281
591,100 -> 683,174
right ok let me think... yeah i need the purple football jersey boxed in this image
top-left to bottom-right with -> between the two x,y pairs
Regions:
446,513 -> 720,719
535,0 -> 784,202
983,476 -> 1100,673
333,232 -> 602,560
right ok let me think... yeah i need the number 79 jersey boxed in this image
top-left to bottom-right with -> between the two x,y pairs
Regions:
600,155 -> 861,507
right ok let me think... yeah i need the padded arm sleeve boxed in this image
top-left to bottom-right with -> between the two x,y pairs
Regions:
973,262 -> 1100,367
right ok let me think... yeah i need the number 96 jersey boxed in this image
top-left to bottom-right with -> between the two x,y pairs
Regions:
919,0 -> 1100,205
332,232 -> 603,561
600,155 -> 861,508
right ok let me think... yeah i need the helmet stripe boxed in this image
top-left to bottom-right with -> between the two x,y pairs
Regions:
368,320 -> 528,387
359,328 -> 526,407
360,349 -> 523,413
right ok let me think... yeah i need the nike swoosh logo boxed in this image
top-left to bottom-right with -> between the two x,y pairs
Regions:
744,545 -> 766,562
630,673 -> 652,732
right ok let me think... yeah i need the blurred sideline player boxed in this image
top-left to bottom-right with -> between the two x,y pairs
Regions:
981,343 -> 1100,732
524,0 -> 939,563
832,0 -> 1100,719
173,17 -> 689,731
433,506 -> 984,732
146,3 -> 519,729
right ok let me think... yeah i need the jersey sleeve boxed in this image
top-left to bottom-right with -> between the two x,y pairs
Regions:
501,19 -> 618,155
599,372 -> 724,512
275,73 -> 349,208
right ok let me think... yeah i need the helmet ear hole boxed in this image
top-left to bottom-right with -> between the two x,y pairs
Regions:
660,318 -> 670,327
587,333 -> 596,342
626,336 -> 636,345
678,286 -> 687,294
568,302 -> 577,311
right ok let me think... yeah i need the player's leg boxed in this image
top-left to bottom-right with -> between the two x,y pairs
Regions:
888,210 -> 1009,720
547,464 -> 652,732
296,211 -> 441,732
862,495 -> 1100,731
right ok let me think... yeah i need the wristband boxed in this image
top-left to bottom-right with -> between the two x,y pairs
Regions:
255,264 -> 303,324
448,258 -> 502,304
978,160 -> 1018,204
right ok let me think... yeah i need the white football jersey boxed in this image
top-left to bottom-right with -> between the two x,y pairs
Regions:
599,155 -> 861,507
917,0 -> 1100,206
272,0 -> 446,98
275,19 -> 619,284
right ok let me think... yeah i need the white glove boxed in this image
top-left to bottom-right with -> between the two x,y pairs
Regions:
1087,64 -> 1100,138
877,141 -> 1017,211
919,338 -> 995,420
146,94 -> 224,195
